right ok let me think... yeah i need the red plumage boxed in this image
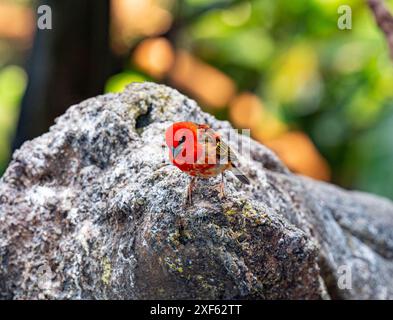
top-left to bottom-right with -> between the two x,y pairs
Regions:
165,121 -> 250,204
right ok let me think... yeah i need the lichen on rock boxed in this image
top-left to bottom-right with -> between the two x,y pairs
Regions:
0,82 -> 393,299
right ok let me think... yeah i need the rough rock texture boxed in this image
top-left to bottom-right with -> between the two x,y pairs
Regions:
1,82 -> 393,300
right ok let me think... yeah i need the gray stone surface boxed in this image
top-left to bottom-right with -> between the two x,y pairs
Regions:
0,82 -> 392,299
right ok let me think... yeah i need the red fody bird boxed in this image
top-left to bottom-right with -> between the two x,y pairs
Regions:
165,121 -> 250,203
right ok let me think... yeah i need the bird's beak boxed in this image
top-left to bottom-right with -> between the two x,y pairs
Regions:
172,145 -> 183,159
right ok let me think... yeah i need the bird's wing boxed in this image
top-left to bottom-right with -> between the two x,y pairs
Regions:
198,124 -> 251,184
198,125 -> 237,165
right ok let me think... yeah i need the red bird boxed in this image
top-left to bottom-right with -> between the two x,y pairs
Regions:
165,122 -> 250,203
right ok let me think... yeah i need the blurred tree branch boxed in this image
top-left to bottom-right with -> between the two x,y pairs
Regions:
12,0 -> 121,150
367,0 -> 393,60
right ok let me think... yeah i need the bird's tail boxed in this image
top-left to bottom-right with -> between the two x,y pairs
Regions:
231,165 -> 250,185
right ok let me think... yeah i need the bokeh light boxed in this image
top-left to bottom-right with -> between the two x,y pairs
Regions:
169,50 -> 236,108
133,37 -> 175,79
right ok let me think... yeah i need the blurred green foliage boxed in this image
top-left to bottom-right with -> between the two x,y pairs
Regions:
105,71 -> 148,93
182,0 -> 393,198
189,0 -> 393,199
0,65 -> 27,174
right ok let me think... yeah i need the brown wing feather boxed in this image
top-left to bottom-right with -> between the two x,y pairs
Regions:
216,134 -> 236,164
198,125 -> 250,184
199,126 -> 233,164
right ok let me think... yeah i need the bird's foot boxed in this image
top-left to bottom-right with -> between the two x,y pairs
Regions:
183,177 -> 196,207
183,190 -> 193,207
214,181 -> 226,200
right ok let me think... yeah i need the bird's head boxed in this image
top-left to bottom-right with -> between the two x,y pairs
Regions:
165,122 -> 198,161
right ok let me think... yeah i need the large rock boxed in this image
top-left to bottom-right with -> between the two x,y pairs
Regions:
0,82 -> 392,299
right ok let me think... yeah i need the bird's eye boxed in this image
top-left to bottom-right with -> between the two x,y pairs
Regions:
179,136 -> 186,144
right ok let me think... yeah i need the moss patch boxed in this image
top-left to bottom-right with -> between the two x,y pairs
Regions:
101,257 -> 112,286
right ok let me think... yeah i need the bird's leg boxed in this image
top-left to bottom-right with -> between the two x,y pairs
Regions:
216,173 -> 226,199
186,176 -> 196,205
220,173 -> 226,198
